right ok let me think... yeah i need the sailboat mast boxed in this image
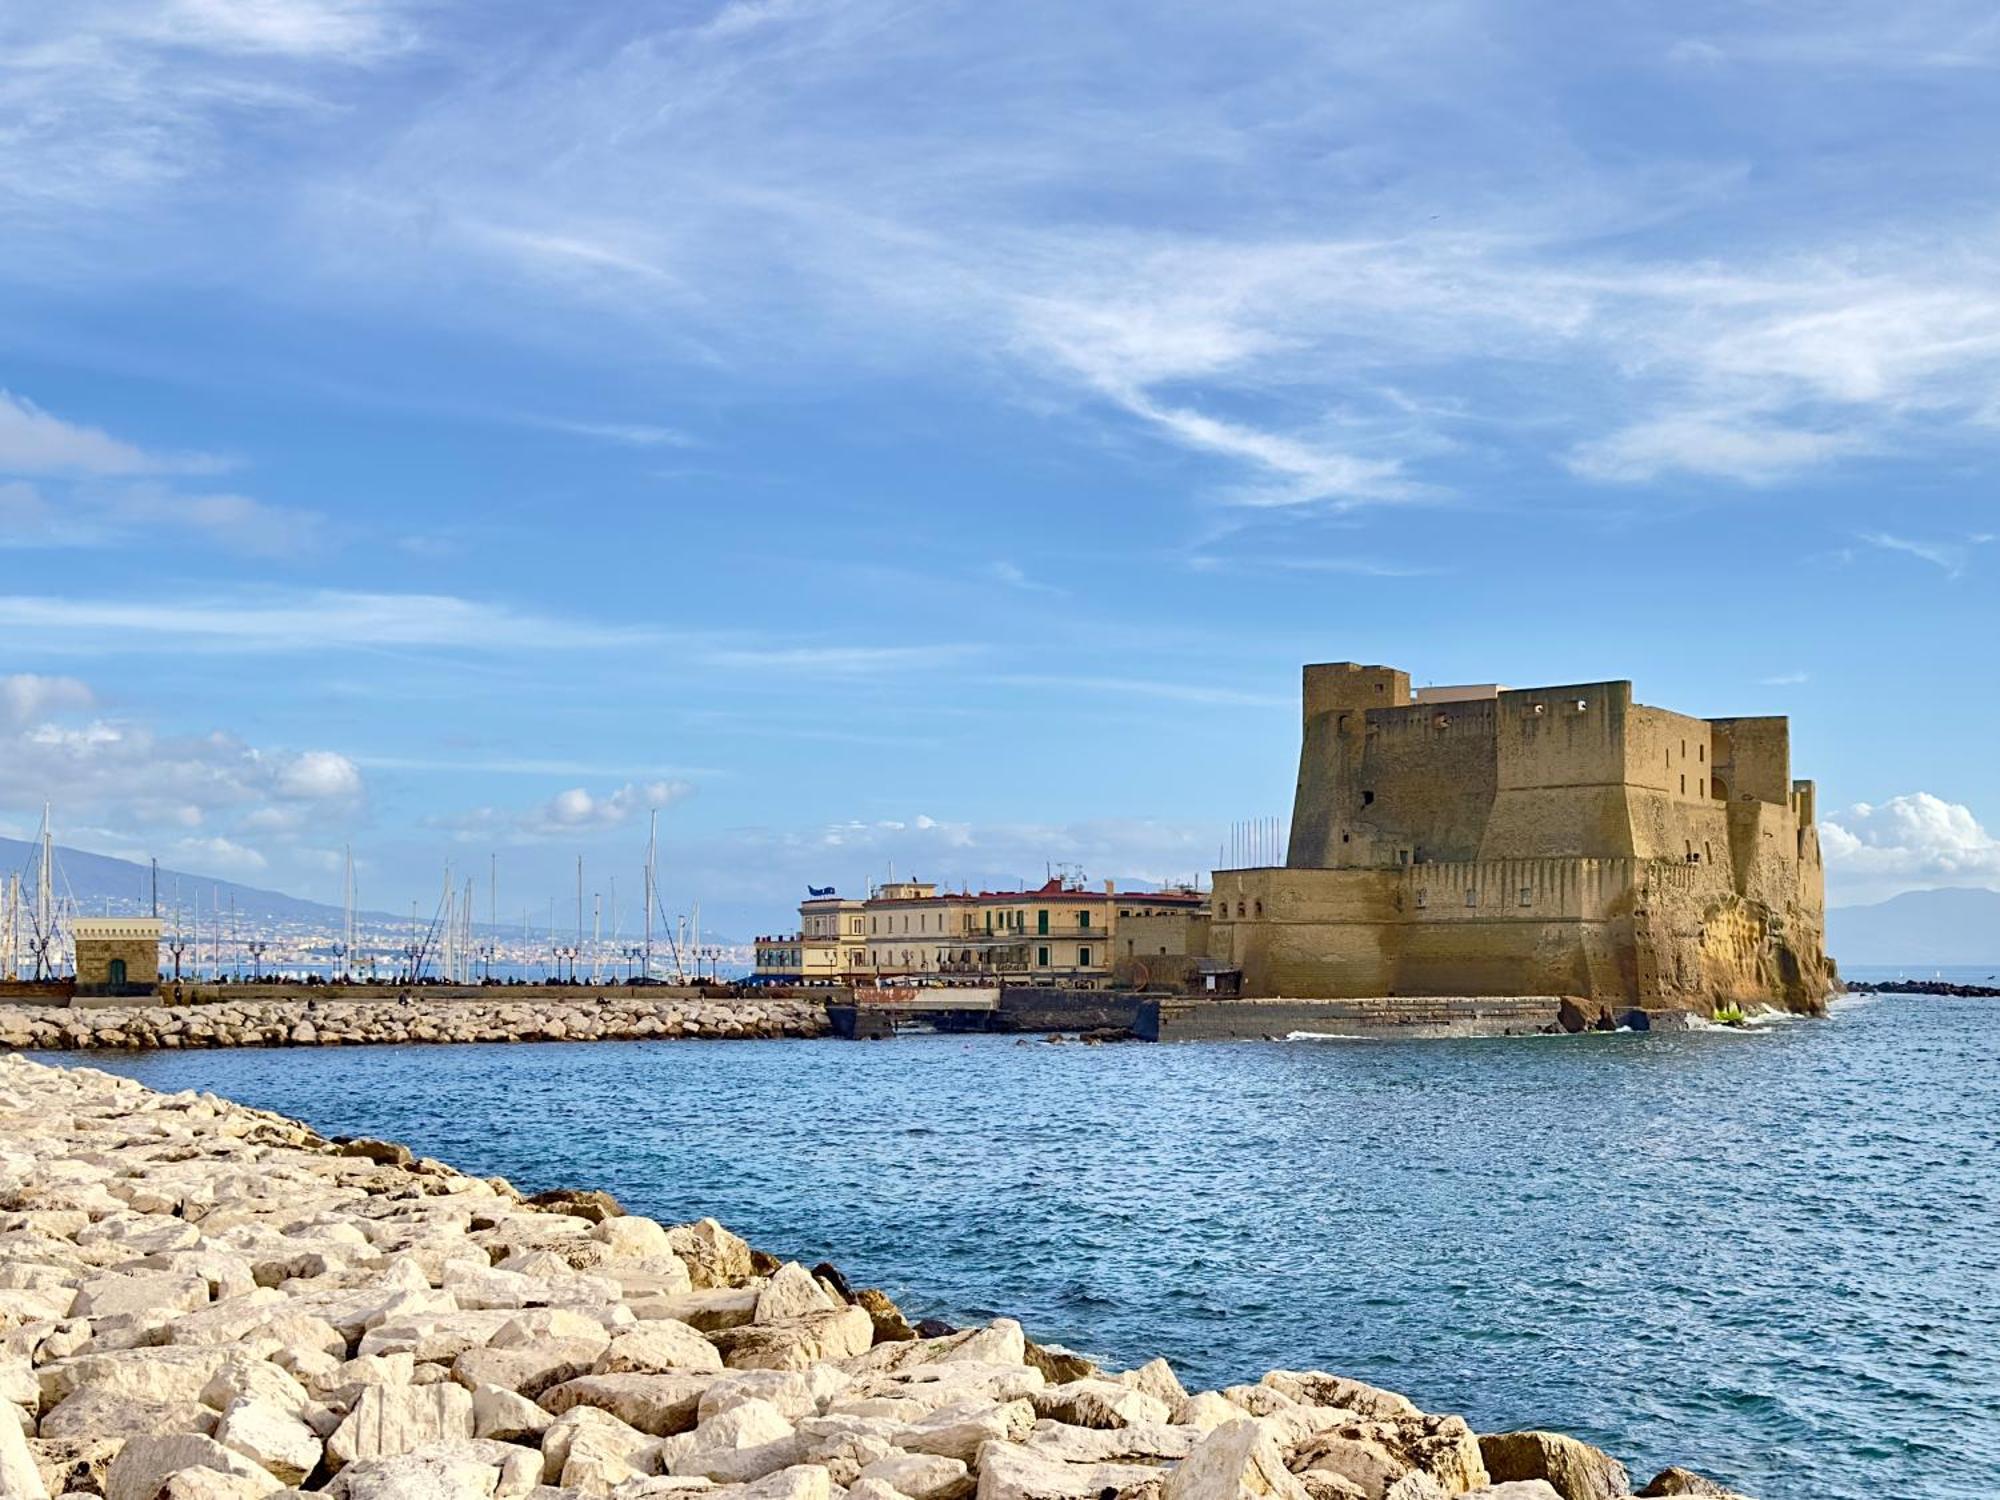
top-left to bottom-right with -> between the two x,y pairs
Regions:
644,809 -> 656,983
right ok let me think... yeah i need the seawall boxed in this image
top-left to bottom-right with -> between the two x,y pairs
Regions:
0,995 -> 828,1050
0,1053 -> 1746,1499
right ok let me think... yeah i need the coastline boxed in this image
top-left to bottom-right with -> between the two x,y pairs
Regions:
0,1052 -> 1747,1500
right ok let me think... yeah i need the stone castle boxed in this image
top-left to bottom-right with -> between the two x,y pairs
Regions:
1209,662 -> 1834,1013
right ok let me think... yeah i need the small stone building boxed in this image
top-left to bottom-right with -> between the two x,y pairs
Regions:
71,917 -> 162,997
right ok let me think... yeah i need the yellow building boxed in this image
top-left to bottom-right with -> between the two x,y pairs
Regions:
755,878 -> 1207,987
753,894 -> 865,983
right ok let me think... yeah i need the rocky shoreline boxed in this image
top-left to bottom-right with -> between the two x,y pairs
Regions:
0,998 -> 829,1051
1,1055 -> 1746,1500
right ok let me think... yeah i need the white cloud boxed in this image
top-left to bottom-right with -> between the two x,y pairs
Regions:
0,673 -> 93,726
1821,793 -> 2000,899
1857,530 -> 1988,577
276,749 -> 363,800
1568,414 -> 1863,485
0,684 -> 369,871
700,644 -> 977,675
0,590 -> 664,653
169,834 -> 268,873
435,780 -> 695,843
986,561 -> 1061,595
0,390 -> 221,477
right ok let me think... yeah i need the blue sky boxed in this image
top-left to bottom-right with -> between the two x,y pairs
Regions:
3,0 -> 1999,933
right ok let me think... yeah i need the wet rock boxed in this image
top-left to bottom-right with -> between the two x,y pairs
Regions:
1636,1469 -> 1749,1498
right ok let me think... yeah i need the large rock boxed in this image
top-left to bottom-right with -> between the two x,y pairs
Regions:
598,1320 -> 725,1376
213,1396 -> 322,1485
856,1452 -> 973,1500
1162,1419 -> 1307,1500
72,1272 -> 213,1321
102,1432 -> 280,1500
327,1383 -> 476,1471
454,1338 -> 607,1399
1258,1374 -> 1419,1421
471,1382 -> 553,1442
1636,1469 -> 1749,1499
711,1308 -> 874,1372
1031,1380 -> 1171,1431
0,1400 -> 47,1500
38,1387 -> 220,1442
902,1399 -> 1037,1463
1477,1433 -> 1629,1500
666,1221 -> 755,1289
755,1265 -> 837,1325
972,1440 -> 1164,1500
539,1372 -> 716,1436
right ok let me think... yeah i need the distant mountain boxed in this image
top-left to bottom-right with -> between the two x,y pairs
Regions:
1826,886 -> 2000,968
0,836 -> 370,930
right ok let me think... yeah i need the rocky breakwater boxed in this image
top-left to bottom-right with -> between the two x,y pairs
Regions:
0,997 -> 828,1051
0,1056 -> 1747,1500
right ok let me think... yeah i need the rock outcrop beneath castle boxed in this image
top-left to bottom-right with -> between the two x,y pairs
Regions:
1210,663 -> 1834,1015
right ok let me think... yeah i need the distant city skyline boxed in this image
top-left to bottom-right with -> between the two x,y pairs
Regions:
3,1 -> 1998,928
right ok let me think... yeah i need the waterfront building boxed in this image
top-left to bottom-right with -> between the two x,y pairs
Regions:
1209,661 -> 1833,1010
755,878 -> 1206,986
71,917 -> 162,997
753,894 -> 865,983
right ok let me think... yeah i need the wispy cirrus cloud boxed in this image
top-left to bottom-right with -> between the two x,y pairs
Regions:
1857,530 -> 1991,577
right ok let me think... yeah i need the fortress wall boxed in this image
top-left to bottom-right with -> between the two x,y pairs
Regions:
1727,797 -> 1807,911
1208,867 -> 1401,997
1288,710 -> 1349,868
1710,716 -> 1792,806
1479,683 -> 1637,860
1342,699 -> 1499,866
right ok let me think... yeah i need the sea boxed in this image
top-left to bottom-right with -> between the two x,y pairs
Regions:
40,979 -> 2000,1500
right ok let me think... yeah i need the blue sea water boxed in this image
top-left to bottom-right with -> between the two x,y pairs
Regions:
38,992 -> 2000,1500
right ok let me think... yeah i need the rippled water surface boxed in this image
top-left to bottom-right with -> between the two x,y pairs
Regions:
43,994 -> 2000,1500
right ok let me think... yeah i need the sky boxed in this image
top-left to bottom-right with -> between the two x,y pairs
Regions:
3,0 -> 1999,935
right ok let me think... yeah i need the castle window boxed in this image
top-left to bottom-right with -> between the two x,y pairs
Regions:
1362,790 -> 1375,805
1704,841 -> 1713,864
1530,703 -> 1545,716
1341,833 -> 1350,843
1680,774 -> 1686,794
1518,886 -> 1533,907
1700,744 -> 1706,762
1433,712 -> 1451,730
1574,699 -> 1589,711
1415,889 -> 1429,908
1236,901 -> 1246,918
1464,888 -> 1478,907
1253,901 -> 1263,917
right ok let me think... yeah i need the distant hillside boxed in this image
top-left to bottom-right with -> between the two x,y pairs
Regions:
0,836 -> 373,929
1827,887 -> 2000,968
